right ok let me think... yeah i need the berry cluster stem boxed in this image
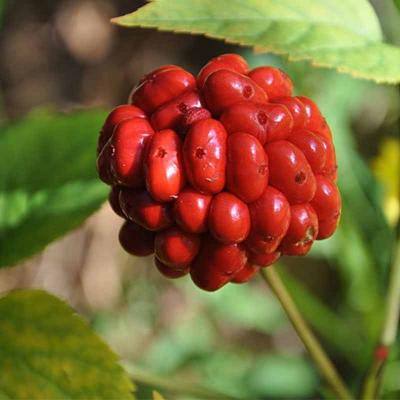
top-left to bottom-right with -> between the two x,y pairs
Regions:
260,267 -> 353,400
361,238 -> 400,399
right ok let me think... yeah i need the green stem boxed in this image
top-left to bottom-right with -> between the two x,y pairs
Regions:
123,362 -> 238,400
260,267 -> 353,400
361,239 -> 400,400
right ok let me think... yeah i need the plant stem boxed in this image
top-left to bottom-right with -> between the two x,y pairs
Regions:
361,239 -> 400,400
260,267 -> 353,400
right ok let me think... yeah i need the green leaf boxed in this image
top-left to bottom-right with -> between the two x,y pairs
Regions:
0,289 -> 134,399
394,0 -> 400,12
0,109 -> 108,268
113,0 -> 400,84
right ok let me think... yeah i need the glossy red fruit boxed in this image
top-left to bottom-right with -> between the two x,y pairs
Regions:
319,136 -> 337,181
97,140 -> 114,185
247,251 -> 280,267
110,118 -> 154,187
203,69 -> 268,115
180,107 -> 212,133
208,192 -> 250,244
108,186 -> 125,218
297,96 -> 327,133
145,129 -> 185,202
130,66 -> 196,114
265,140 -> 316,204
220,102 -> 293,145
231,263 -> 260,284
197,53 -> 249,88
226,132 -> 268,202
288,129 -> 327,174
119,189 -> 173,231
173,188 -> 212,233
183,118 -> 227,194
155,227 -> 200,269
310,175 -> 341,239
155,258 -> 190,279
150,91 -> 203,131
190,237 -> 247,291
248,67 -> 293,99
97,104 -> 146,155
119,220 -> 155,256
271,96 -> 308,130
280,204 -> 319,256
246,186 -> 291,254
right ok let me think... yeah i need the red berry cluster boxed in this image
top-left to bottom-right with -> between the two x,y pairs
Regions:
97,54 -> 341,292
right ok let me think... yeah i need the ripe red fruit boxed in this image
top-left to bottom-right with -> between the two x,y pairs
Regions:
271,96 -> 308,130
110,118 -> 154,187
248,67 -> 293,99
180,107 -> 212,132
203,69 -> 268,115
231,263 -> 260,284
208,192 -> 250,244
247,251 -> 281,267
197,53 -> 249,88
97,141 -> 114,185
119,220 -> 155,256
145,129 -> 185,202
119,189 -> 173,231
297,96 -> 327,133
130,66 -> 196,113
173,188 -> 212,233
226,132 -> 268,202
280,204 -> 319,256
183,118 -> 227,194
220,102 -> 293,145
155,227 -> 200,269
98,104 -> 147,155
150,91 -> 203,131
246,187 -> 291,254
265,140 -> 316,204
310,175 -> 341,239
108,186 -> 125,218
191,237 -> 247,291
155,258 -> 190,279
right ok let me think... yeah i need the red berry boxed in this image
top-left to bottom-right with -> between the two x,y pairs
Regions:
150,91 -> 203,131
98,105 -> 146,155
190,237 -> 247,291
271,96 -> 308,130
173,188 -> 212,233
110,118 -> 154,187
197,53 -> 249,88
246,186 -> 290,254
208,192 -> 250,244
155,227 -> 200,269
248,67 -> 293,99
155,258 -> 190,279
220,102 -> 293,145
231,263 -> 260,284
226,132 -> 268,202
288,129 -> 327,174
265,140 -> 316,204
108,186 -> 125,218
247,251 -> 280,267
180,107 -> 212,133
280,204 -> 318,256
310,175 -> 341,239
183,118 -> 227,194
319,136 -> 337,181
119,220 -> 155,256
297,96 -> 326,133
130,66 -> 196,113
145,129 -> 185,202
203,69 -> 268,115
119,189 -> 173,231
97,140 -> 114,185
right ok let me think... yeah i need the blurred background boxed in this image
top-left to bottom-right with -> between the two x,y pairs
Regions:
0,1 -> 399,398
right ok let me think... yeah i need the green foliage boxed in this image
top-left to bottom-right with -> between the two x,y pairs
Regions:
113,0 -> 400,84
0,289 -> 134,399
394,0 -> 400,12
0,109 -> 108,268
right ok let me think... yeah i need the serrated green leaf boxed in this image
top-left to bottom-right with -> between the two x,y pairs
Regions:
0,289 -> 134,399
0,109 -> 108,268
113,0 -> 400,84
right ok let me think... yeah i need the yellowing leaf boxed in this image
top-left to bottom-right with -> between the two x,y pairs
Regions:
152,390 -> 167,400
113,0 -> 400,84
0,290 -> 135,400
